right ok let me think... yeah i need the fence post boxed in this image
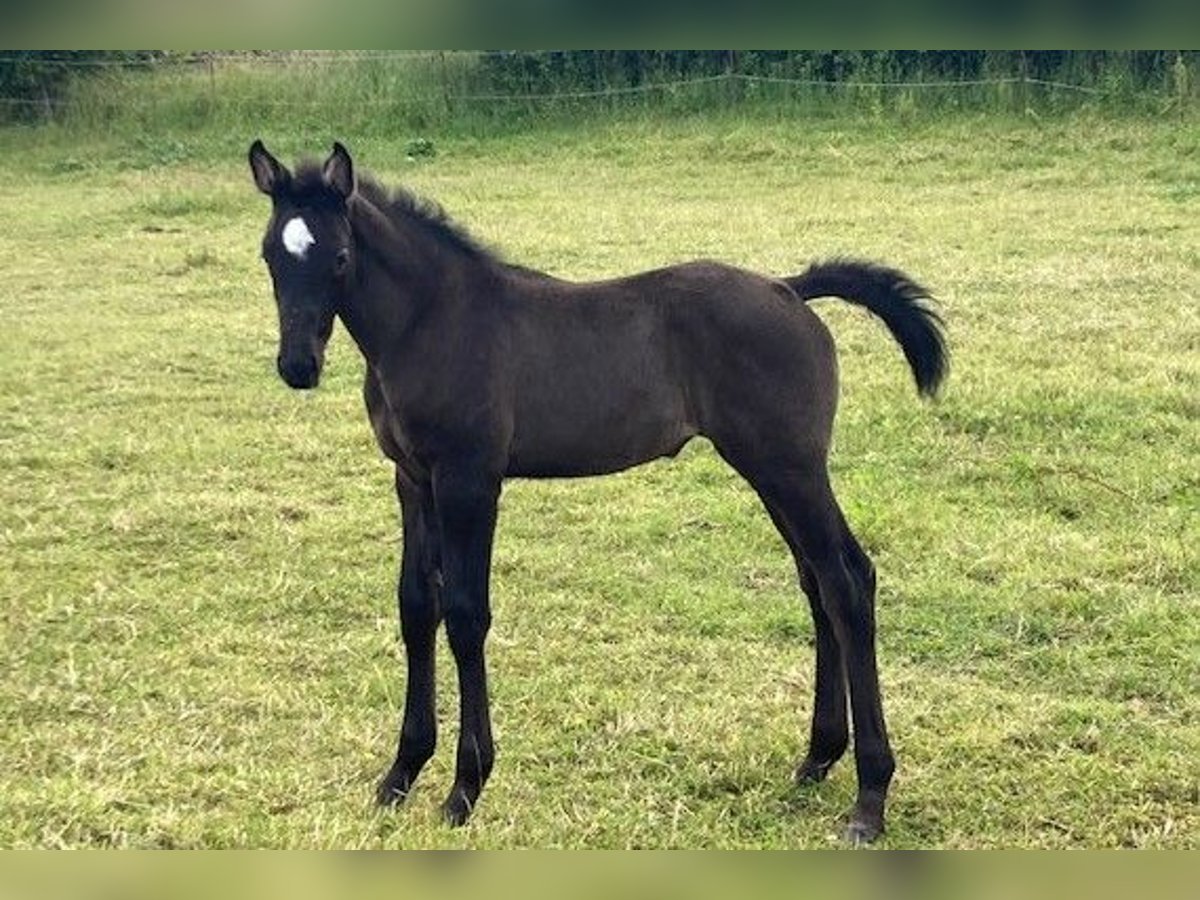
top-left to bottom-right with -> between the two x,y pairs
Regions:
439,51 -> 452,119
1019,51 -> 1029,112
726,50 -> 738,111
1173,52 -> 1189,119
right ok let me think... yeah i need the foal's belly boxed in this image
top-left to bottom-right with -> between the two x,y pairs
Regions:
505,397 -> 696,479
499,298 -> 706,478
505,432 -> 695,478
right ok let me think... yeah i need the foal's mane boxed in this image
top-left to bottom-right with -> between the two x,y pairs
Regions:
292,161 -> 498,264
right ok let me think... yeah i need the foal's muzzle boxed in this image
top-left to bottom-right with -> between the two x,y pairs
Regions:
277,352 -> 322,390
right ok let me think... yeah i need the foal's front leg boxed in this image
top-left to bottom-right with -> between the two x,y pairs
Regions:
377,478 -> 441,805
432,466 -> 501,825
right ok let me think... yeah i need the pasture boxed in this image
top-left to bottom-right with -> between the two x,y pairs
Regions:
1,113 -> 1197,848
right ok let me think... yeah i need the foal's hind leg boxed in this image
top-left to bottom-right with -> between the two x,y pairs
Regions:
759,470 -> 895,844
795,562 -> 852,784
760,499 -> 849,783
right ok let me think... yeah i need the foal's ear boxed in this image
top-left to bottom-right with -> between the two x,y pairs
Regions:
323,141 -> 355,200
249,140 -> 289,196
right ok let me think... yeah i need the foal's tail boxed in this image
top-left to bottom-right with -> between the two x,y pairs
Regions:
785,259 -> 948,399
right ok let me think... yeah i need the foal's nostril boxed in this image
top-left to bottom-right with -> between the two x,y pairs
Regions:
277,354 -> 320,390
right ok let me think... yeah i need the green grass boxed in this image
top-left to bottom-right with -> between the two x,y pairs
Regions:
1,111 -> 1197,848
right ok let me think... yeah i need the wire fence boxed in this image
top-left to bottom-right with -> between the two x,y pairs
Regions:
0,51 -> 1193,123
0,73 -> 1118,110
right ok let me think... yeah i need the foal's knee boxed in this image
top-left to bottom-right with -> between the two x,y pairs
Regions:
444,603 -> 491,658
399,590 -> 439,641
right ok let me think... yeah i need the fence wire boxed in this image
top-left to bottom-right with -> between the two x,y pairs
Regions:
0,51 -> 1188,118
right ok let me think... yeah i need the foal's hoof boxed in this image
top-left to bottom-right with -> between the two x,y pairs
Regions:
843,811 -> 885,845
375,770 -> 413,807
441,787 -> 475,827
795,756 -> 837,784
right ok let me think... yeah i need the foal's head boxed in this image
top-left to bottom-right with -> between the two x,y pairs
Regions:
249,140 -> 358,390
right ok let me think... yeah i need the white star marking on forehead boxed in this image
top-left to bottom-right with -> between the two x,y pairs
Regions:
281,216 -> 316,260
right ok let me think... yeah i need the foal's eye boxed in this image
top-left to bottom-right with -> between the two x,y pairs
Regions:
335,248 -> 351,272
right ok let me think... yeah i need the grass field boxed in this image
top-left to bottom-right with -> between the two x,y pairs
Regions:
1,110 -> 1197,848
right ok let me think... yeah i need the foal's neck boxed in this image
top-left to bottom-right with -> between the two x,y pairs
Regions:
337,193 -> 480,367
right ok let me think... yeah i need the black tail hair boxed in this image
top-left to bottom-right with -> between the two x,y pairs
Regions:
785,259 -> 948,398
